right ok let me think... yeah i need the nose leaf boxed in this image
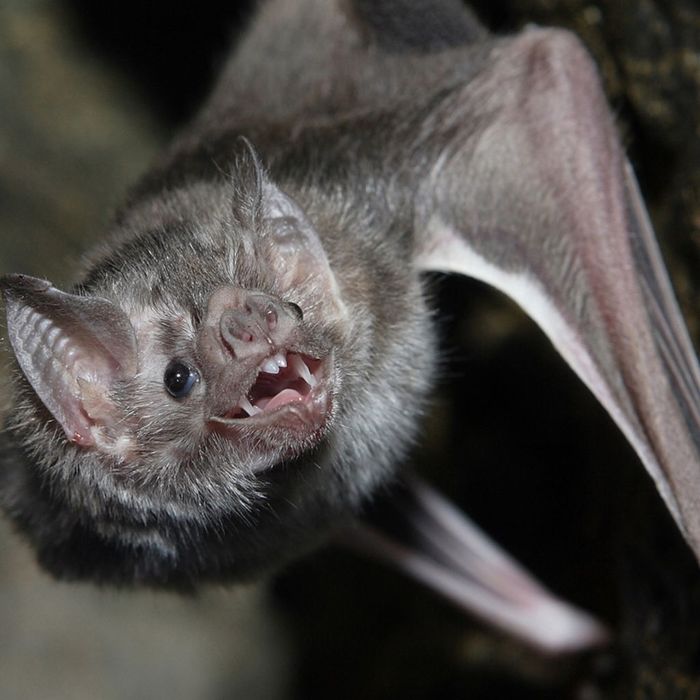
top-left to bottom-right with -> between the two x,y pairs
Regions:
220,305 -> 270,358
209,288 -> 300,361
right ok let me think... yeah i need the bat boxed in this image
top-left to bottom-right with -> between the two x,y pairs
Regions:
1,0 -> 698,656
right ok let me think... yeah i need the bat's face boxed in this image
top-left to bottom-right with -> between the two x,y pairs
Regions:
76,185 -> 347,517
0,164 -> 435,584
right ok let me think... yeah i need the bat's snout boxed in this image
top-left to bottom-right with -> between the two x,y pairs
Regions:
195,285 -> 330,425
205,286 -> 303,362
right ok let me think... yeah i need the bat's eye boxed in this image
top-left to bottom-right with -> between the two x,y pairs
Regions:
164,360 -> 199,398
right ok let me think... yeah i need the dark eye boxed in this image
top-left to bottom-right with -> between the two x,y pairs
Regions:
164,360 -> 198,398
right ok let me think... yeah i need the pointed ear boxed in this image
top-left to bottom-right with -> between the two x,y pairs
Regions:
228,138 -> 347,319
1,274 -> 137,447
259,181 -> 348,320
229,136 -> 266,225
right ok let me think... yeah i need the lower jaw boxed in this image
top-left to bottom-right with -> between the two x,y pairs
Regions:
209,389 -> 333,451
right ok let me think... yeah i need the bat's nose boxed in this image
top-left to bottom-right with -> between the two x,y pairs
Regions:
220,298 -> 279,358
206,286 -> 302,361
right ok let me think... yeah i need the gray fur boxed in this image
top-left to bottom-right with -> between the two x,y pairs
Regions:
1,0 -> 699,634
0,0 -> 450,585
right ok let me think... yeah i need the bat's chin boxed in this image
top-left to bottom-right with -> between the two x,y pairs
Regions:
207,350 -> 332,451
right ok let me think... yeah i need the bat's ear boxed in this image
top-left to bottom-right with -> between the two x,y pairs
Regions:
229,137 -> 347,318
259,181 -> 348,320
1,274 -> 137,448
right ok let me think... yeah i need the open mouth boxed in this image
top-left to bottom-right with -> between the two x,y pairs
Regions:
221,351 -> 323,420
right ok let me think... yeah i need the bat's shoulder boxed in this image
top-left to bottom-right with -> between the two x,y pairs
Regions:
199,0 -> 490,126
150,8 -> 607,209
203,0 -> 601,134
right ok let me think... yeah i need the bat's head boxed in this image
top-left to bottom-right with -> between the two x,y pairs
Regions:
0,145 -> 434,587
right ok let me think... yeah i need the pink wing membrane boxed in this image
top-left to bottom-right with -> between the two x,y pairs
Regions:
417,28 -> 700,559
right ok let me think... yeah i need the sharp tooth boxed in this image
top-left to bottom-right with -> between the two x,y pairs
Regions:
290,354 -> 317,388
261,358 -> 280,374
274,352 -> 287,369
238,395 -> 262,416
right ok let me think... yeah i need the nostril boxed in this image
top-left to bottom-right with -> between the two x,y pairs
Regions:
265,305 -> 278,331
287,302 -> 303,321
220,310 -> 258,355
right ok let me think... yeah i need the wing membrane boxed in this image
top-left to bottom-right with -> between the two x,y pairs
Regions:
415,28 -> 700,557
340,476 -> 608,654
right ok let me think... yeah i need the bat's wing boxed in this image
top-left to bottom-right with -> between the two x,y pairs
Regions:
340,475 -> 608,654
413,28 -> 700,560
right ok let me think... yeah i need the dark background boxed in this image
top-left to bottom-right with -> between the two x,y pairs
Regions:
1,1 -> 699,698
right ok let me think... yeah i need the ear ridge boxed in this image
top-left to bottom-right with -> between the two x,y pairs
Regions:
1,274 -> 137,446
260,183 -> 348,320
230,136 -> 266,227
228,139 -> 347,318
